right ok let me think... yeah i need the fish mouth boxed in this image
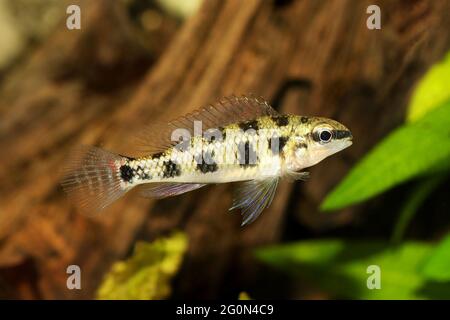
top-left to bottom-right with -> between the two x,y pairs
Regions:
339,131 -> 353,149
343,138 -> 353,149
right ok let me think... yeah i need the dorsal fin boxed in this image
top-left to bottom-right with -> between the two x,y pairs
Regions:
130,95 -> 278,157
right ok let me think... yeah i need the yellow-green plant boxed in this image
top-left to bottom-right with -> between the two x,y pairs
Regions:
321,51 -> 450,243
97,232 -> 187,300
256,234 -> 450,299
255,52 -> 450,300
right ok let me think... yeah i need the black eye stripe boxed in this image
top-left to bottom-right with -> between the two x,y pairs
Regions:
311,130 -> 352,142
311,131 -> 321,142
334,130 -> 352,140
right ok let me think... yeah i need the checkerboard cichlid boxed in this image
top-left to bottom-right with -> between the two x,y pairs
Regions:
61,96 -> 352,226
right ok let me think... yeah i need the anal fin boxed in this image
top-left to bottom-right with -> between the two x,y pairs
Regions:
230,178 -> 279,226
139,182 -> 206,198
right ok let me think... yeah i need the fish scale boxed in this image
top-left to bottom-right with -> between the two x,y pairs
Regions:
119,115 -> 291,187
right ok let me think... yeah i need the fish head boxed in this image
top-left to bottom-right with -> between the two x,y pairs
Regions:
286,116 -> 353,171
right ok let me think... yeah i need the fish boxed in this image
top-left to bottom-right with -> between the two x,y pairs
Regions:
61,95 -> 353,226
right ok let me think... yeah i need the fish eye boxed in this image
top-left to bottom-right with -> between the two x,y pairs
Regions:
319,129 -> 332,143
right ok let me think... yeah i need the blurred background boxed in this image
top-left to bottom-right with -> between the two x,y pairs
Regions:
0,0 -> 449,299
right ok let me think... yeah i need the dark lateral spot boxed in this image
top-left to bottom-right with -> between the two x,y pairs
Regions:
297,142 -> 308,149
268,136 -> 289,154
272,115 -> 289,127
120,165 -> 134,182
197,151 -> 218,173
300,116 -> 309,124
163,160 -> 181,178
279,136 -> 288,151
239,141 -> 258,167
334,130 -> 352,140
239,119 -> 259,131
197,161 -> 218,173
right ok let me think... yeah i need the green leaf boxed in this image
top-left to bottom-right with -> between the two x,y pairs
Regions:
391,176 -> 444,244
256,239 -> 450,299
421,234 -> 450,282
407,52 -> 450,122
321,100 -> 450,211
96,232 -> 187,300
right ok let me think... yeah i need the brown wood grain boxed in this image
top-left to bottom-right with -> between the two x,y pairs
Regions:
0,0 -> 449,298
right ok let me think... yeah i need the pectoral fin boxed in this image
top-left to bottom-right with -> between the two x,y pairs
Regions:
286,170 -> 310,182
230,178 -> 279,226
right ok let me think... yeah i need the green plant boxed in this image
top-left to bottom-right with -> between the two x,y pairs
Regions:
96,232 -> 187,300
321,101 -> 449,212
256,234 -> 450,299
255,52 -> 450,299
320,51 -> 450,242
322,52 -> 450,213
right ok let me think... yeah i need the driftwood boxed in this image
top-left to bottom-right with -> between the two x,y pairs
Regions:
0,0 -> 449,298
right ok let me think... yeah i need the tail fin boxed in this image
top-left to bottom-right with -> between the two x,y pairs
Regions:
60,146 -> 129,215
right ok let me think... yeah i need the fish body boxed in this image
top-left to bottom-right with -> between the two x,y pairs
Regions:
61,96 -> 352,225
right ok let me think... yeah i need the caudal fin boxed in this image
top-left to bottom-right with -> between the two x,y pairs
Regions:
60,146 -> 129,214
